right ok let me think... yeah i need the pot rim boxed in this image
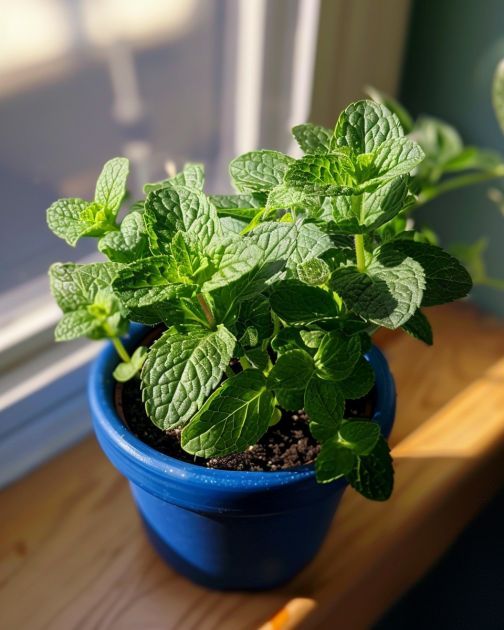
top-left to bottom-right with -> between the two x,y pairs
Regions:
89,323 -> 396,497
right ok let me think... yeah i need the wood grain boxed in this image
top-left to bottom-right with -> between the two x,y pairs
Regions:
1,303 -> 503,630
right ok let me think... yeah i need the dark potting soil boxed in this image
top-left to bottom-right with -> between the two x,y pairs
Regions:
117,376 -> 377,472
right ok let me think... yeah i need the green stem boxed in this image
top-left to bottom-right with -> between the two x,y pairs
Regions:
354,234 -> 366,272
415,167 -> 504,208
196,293 -> 216,329
239,356 -> 251,371
112,337 -> 131,363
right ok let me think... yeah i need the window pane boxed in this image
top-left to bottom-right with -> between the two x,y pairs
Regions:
0,0 -> 233,294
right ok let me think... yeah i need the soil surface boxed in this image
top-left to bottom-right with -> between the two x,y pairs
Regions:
117,376 -> 376,472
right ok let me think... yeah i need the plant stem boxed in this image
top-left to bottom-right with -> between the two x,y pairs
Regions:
112,337 -> 131,363
239,356 -> 251,371
354,234 -> 366,272
415,166 -> 504,208
196,293 -> 216,329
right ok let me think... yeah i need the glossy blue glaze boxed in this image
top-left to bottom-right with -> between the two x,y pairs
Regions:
89,324 -> 396,590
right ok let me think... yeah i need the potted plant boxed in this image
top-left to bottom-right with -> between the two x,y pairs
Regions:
47,99 -> 472,590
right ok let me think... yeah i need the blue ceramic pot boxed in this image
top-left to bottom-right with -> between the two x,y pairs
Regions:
89,324 -> 396,591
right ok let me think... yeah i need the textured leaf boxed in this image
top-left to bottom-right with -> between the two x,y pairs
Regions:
304,377 -> 344,442
284,153 -> 355,195
237,298 -> 273,341
46,198 -> 97,246
401,308 -> 433,345
270,281 -> 338,323
347,436 -> 394,501
275,388 -> 305,411
113,256 -> 192,324
249,221 -> 298,262
292,123 -> 332,154
202,238 -> 264,293
141,325 -> 236,429
315,439 -> 355,483
181,369 -> 275,457
389,240 -> 472,306
94,157 -> 129,217
329,176 -> 408,233
359,138 -> 424,190
331,246 -> 425,329
49,262 -> 122,312
314,331 -> 361,381
338,356 -> 375,400
297,257 -> 330,286
287,222 -> 333,269
271,327 -> 304,355
144,185 -> 220,253
229,150 -> 294,192
266,184 -> 319,211
339,420 -> 380,455
267,349 -> 314,391
144,163 -> 205,194
333,100 -> 404,153
209,192 -> 265,213
54,309 -> 99,341
98,211 -> 149,262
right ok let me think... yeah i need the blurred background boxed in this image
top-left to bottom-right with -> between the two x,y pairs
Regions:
0,0 -> 503,624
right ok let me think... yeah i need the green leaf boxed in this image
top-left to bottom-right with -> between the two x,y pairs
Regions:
493,59 -> 504,134
300,329 -> 325,349
202,237 -> 264,293
304,377 -> 344,442
292,123 -> 332,154
237,298 -> 273,341
365,86 -> 414,134
275,388 -> 305,412
339,420 -> 380,455
141,324 -> 236,430
248,220 -> 299,267
267,349 -> 314,391
358,138 -> 424,191
401,308 -> 433,345
181,369 -> 275,457
271,327 -> 304,355
388,240 -> 472,306
98,211 -> 149,262
284,153 -> 355,195
54,309 -> 100,341
347,436 -> 394,501
411,116 -> 463,167
245,346 -> 270,370
144,185 -> 220,253
210,192 -> 266,213
229,150 -> 295,192
331,245 -> 425,329
338,357 -> 375,400
144,163 -> 205,194
94,157 -> 129,217
112,256 -> 192,325
46,198 -> 101,246
49,262 -> 122,312
329,176 -> 408,233
297,257 -> 330,286
333,99 -> 404,154
113,346 -> 148,382
315,439 -> 355,483
270,281 -> 338,323
287,222 -> 334,269
314,331 -> 361,381
266,184 -> 319,211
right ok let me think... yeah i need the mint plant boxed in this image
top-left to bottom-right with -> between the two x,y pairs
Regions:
47,99 -> 472,501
